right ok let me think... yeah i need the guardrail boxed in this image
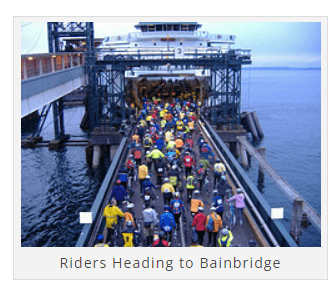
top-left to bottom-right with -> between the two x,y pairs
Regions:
201,116 -> 298,247
75,137 -> 128,247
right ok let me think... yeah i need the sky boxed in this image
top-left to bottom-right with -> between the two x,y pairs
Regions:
20,20 -> 322,68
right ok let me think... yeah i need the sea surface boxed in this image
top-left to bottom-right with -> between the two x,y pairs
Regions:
20,68 -> 322,247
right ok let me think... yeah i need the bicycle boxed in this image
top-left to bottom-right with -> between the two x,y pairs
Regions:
225,190 -> 236,230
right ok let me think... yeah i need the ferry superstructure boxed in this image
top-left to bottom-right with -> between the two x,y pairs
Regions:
97,22 -> 239,78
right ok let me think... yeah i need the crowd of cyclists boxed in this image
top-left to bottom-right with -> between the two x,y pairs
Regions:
95,95 -> 246,248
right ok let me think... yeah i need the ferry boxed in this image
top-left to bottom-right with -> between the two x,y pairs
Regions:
96,22 -> 241,78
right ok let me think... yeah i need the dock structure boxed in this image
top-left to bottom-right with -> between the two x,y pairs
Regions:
236,136 -> 321,242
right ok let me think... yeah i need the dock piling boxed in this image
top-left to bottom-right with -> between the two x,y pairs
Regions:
290,197 -> 303,244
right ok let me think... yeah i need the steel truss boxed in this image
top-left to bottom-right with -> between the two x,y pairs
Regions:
87,50 -> 250,130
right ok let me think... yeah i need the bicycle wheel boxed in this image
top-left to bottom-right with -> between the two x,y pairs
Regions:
230,214 -> 236,230
225,202 -> 231,221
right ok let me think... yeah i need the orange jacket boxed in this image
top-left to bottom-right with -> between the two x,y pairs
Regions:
191,199 -> 204,213
175,138 -> 184,149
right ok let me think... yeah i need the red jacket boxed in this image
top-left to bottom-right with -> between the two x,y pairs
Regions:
192,212 -> 207,231
184,156 -> 195,167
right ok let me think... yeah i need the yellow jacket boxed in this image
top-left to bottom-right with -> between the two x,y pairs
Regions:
147,149 -> 165,159
161,182 -> 175,194
138,165 -> 148,179
103,205 -> 124,228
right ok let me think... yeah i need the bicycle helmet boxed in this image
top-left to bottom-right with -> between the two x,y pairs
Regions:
198,206 -> 204,212
97,234 -> 104,242
221,228 -> 229,236
212,189 -> 218,194
236,188 -> 242,193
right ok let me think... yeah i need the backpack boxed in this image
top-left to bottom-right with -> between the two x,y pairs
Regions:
134,149 -> 141,159
206,214 -> 214,232
144,137 -> 150,146
169,175 -> 177,186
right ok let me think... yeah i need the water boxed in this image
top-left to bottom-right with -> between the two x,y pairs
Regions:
21,106 -> 107,247
241,68 -> 321,246
21,69 -> 321,247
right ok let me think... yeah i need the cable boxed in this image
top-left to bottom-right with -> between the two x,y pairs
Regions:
24,23 -> 43,54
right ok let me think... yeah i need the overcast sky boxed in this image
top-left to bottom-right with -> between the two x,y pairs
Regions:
20,20 -> 321,67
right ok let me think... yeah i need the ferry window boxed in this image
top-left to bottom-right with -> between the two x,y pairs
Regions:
174,24 -> 180,31
149,25 -> 155,31
166,24 -> 172,31
141,26 -> 147,32
180,42 -> 183,46
153,43 -> 156,46
156,25 -> 162,31
182,25 -> 188,31
200,43 -> 203,46
189,25 -> 195,31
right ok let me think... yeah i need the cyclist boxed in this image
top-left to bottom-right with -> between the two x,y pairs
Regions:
110,180 -> 127,207
191,206 -> 206,246
206,207 -> 223,247
168,164 -> 181,192
217,175 -> 232,200
94,234 -> 109,247
146,145 -> 165,167
124,202 -> 136,227
190,233 -> 203,247
103,199 -> 124,245
122,221 -> 138,247
161,177 -> 175,205
154,156 -> 166,186
117,165 -> 129,189
226,188 -> 246,226
200,142 -> 214,160
166,137 -> 176,151
133,143 -> 142,167
218,228 -> 234,247
170,192 -> 185,231
143,134 -> 153,151
141,175 -> 157,196
159,205 -> 176,243
143,187 -> 156,204
213,158 -> 226,186
145,150 -> 153,171
190,194 -> 205,217
211,189 -> 224,219
183,151 -> 195,178
186,173 -> 197,202
138,162 -> 148,193
175,135 -> 184,153
142,202 -> 158,247
196,163 -> 206,191
155,135 -> 165,151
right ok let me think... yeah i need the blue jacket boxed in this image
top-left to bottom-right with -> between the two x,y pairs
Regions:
142,180 -> 157,195
118,167 -> 129,182
170,199 -> 185,214
212,195 -> 224,213
160,211 -> 176,232
155,138 -> 165,151
111,185 -> 127,202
